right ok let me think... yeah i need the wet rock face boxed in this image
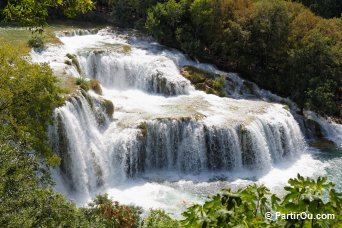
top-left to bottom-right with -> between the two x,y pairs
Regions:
305,119 -> 324,139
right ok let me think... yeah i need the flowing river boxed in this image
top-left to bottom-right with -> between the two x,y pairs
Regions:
31,28 -> 342,217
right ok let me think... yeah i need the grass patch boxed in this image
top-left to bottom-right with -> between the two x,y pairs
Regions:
0,20 -> 105,55
56,75 -> 78,95
76,77 -> 90,91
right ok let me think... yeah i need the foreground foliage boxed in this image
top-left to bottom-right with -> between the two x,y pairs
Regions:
0,42 -> 64,163
181,174 -> 342,227
0,42 -> 79,227
81,194 -> 143,227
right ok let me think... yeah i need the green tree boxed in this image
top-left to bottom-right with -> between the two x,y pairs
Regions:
287,21 -> 341,115
0,124 -> 83,227
0,42 -> 64,163
146,0 -> 188,45
244,0 -> 290,81
1,0 -> 93,28
142,209 -> 180,228
110,0 -> 164,29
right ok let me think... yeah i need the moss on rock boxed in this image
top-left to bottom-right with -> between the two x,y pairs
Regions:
180,66 -> 226,97
66,53 -> 81,74
75,78 -> 103,95
76,77 -> 90,91
121,44 -> 132,54
137,122 -> 148,137
102,99 -> 114,118
89,80 -> 102,95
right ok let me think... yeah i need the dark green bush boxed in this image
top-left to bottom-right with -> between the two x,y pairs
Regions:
28,34 -> 44,48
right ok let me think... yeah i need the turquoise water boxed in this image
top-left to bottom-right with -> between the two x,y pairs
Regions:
311,141 -> 342,192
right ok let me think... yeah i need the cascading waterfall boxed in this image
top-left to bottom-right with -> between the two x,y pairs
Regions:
304,111 -> 342,147
78,49 -> 193,95
49,90 -> 305,196
49,92 -> 110,195
32,29 -> 337,211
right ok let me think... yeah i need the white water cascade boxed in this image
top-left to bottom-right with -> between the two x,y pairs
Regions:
31,29 -> 337,213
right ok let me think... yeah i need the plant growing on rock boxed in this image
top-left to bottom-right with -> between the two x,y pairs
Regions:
180,66 -> 226,97
76,77 -> 90,91
66,53 -> 82,74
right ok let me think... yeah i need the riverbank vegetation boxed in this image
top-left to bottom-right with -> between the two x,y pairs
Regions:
120,0 -> 341,118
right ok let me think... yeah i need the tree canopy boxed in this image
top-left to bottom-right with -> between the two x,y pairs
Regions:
1,0 -> 93,28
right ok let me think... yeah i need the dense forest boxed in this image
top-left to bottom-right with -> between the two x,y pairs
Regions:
0,0 -> 341,227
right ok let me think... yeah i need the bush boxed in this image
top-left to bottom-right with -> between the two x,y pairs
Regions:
28,34 -> 44,48
81,194 -> 143,228
142,209 -> 180,228
180,66 -> 226,97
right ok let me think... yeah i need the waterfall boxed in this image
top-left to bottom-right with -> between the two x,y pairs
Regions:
56,29 -> 99,37
78,49 -> 193,95
304,111 -> 342,147
50,90 -> 305,195
32,29 -> 317,206
49,91 -> 113,195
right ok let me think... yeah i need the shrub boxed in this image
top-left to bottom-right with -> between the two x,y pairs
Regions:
181,66 -> 226,97
81,194 -> 142,228
76,77 -> 89,91
137,122 -> 148,137
142,209 -> 180,228
28,34 -> 44,48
